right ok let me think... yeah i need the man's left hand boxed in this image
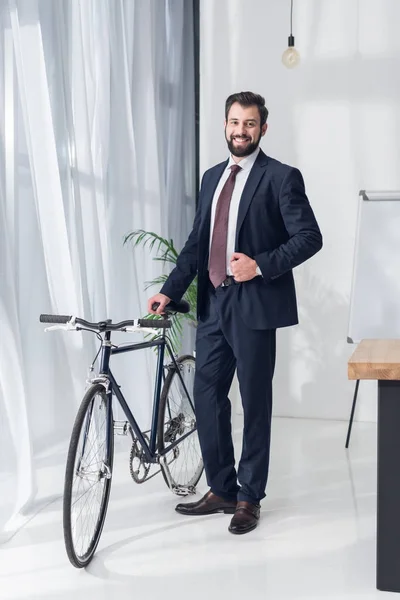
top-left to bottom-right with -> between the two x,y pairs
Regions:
230,253 -> 258,282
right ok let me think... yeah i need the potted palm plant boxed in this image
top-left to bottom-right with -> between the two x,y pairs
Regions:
124,230 -> 197,353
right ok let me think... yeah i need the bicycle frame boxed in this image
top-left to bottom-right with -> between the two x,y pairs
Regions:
97,328 -> 196,465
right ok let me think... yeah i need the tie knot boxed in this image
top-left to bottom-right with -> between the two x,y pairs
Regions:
230,164 -> 242,177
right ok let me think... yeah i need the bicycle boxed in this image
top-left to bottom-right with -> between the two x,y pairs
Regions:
39,300 -> 203,568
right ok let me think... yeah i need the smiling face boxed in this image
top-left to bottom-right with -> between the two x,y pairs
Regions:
225,102 -> 268,160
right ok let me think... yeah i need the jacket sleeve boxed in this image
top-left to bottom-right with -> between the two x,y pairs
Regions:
160,185 -> 204,303
254,168 -> 322,281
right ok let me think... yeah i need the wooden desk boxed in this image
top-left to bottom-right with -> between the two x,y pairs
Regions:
348,340 -> 400,593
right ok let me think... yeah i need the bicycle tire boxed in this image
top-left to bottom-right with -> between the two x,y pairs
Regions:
63,383 -> 114,568
157,355 -> 204,493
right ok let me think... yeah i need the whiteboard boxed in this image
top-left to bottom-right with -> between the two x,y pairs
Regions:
348,191 -> 400,343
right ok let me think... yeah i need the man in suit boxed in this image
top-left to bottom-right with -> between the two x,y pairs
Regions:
148,91 -> 322,535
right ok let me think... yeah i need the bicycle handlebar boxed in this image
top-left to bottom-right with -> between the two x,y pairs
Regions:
39,314 -> 171,330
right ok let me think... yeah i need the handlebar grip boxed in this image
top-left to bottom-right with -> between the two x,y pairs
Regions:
40,314 -> 71,324
151,300 -> 189,314
138,319 -> 171,329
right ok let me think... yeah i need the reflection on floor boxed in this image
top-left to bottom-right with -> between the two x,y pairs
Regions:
1,417 -> 387,600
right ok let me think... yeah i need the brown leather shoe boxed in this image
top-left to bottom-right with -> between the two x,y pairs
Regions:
175,490 -> 237,516
228,501 -> 260,534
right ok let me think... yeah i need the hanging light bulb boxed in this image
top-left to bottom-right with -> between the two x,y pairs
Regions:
282,0 -> 300,68
282,35 -> 300,68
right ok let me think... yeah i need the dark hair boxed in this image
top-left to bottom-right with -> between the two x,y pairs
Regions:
225,92 -> 269,126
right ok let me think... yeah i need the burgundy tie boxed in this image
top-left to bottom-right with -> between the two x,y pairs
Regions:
209,164 -> 242,288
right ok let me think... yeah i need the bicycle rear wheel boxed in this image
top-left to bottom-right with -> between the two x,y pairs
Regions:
157,355 -> 203,494
63,383 -> 114,568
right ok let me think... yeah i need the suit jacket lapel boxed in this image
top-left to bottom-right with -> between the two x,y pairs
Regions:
199,160 -> 228,235
235,150 -> 269,248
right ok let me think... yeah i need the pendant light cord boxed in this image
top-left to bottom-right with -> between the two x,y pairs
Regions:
290,0 -> 293,35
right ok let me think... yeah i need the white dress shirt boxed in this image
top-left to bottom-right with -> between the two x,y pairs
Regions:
209,146 -> 260,276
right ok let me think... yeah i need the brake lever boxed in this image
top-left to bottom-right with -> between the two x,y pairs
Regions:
124,326 -> 159,334
44,324 -> 76,332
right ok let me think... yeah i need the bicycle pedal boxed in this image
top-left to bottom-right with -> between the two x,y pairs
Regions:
114,421 -> 130,436
172,485 -> 196,497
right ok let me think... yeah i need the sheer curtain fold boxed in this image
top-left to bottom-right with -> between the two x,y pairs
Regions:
0,0 -> 195,541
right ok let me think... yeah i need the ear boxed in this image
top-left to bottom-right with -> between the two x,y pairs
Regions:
261,123 -> 268,137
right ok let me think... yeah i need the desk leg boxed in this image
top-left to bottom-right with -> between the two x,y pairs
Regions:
377,379 -> 400,592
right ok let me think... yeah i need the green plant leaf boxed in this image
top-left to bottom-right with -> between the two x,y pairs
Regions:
143,274 -> 169,290
125,228 -> 198,350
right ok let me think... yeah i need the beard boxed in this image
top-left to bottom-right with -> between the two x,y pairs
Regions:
226,129 -> 262,158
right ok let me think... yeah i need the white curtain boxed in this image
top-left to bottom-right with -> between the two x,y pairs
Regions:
0,0 -> 195,541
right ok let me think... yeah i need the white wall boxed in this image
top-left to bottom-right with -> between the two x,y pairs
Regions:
200,0 -> 400,422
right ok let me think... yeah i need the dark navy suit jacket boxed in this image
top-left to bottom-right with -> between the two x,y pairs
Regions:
161,149 -> 322,330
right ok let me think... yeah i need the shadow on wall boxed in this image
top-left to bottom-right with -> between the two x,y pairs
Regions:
297,228 -> 400,423
275,263 -> 356,421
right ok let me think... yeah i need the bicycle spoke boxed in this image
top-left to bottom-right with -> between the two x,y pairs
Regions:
160,357 -> 203,489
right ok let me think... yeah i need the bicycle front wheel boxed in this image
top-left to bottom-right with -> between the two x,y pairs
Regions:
63,383 -> 114,568
157,355 -> 203,494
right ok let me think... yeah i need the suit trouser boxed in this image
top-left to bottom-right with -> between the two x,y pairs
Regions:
194,283 -> 276,505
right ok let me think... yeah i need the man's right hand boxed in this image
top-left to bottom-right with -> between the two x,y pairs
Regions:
147,293 -> 171,315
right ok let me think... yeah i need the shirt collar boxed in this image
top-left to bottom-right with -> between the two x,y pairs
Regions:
226,146 -> 260,173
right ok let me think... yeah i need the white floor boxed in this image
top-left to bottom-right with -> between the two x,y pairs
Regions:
1,417 -> 396,600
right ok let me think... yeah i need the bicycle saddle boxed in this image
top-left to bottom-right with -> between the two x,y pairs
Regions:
152,299 -> 190,314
